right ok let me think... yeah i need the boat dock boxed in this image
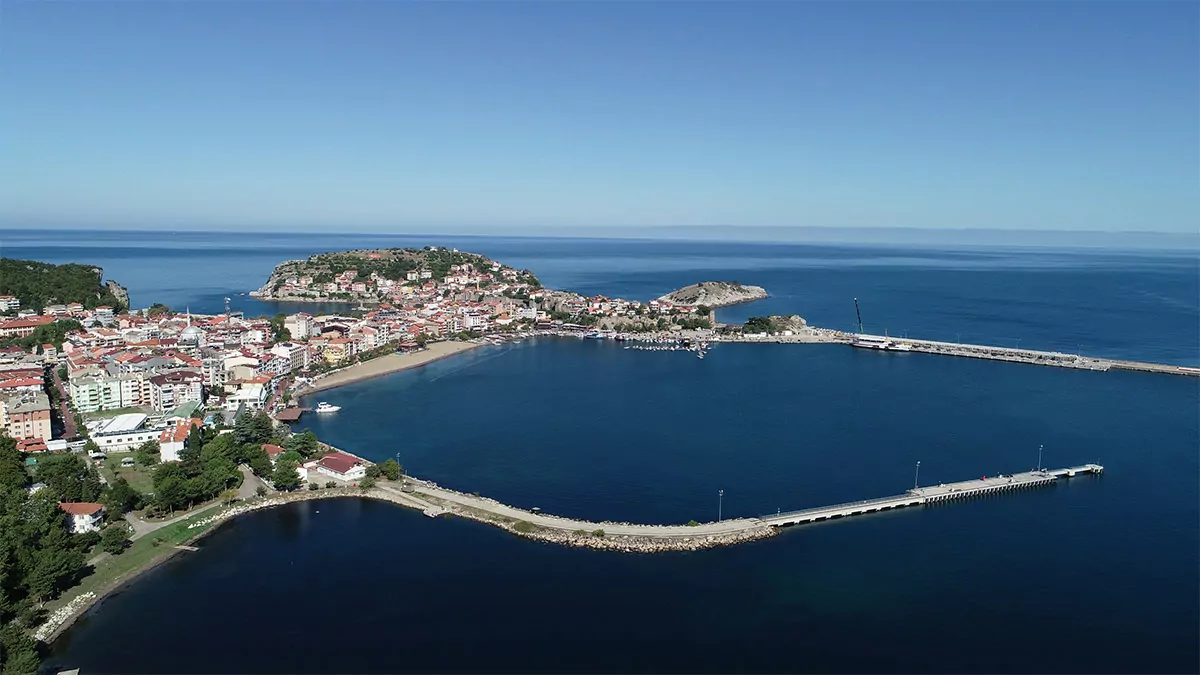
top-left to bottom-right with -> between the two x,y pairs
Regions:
762,464 -> 1103,527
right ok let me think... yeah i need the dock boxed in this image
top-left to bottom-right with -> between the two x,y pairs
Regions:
762,464 -> 1103,527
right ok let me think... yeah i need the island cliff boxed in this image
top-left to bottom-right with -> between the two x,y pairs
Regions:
658,281 -> 767,308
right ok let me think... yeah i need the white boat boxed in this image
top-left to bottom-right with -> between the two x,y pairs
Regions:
314,402 -> 341,413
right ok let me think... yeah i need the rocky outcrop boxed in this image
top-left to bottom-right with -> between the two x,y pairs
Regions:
659,281 -> 767,308
105,280 -> 130,310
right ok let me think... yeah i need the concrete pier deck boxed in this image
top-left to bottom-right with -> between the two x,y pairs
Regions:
762,464 -> 1103,527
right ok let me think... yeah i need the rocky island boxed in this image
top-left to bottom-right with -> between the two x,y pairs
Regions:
658,281 -> 767,308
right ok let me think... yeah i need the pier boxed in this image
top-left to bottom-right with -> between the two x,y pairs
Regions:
762,464 -> 1103,526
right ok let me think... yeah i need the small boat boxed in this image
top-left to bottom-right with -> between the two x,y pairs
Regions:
314,402 -> 341,413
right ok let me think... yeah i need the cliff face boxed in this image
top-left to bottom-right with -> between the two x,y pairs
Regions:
105,280 -> 130,310
658,281 -> 767,308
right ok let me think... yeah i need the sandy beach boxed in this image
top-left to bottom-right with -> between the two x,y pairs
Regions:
301,341 -> 481,394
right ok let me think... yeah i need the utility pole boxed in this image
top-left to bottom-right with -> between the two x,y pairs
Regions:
914,460 -> 921,490
718,489 -> 724,522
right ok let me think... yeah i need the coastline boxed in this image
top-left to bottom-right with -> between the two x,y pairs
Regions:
41,480 -> 776,646
298,341 -> 481,395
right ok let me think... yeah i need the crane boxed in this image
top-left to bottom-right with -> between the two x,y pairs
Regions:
853,297 -> 864,334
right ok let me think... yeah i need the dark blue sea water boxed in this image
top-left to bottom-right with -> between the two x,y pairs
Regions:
20,229 -> 1198,674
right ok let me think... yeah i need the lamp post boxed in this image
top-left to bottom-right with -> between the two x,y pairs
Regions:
914,460 -> 921,490
718,489 -> 724,522
1037,444 -> 1043,472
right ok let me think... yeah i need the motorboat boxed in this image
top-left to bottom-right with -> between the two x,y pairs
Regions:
314,402 -> 342,413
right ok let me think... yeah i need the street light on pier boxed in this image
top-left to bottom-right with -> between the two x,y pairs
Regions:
1037,444 -> 1043,472
914,461 -> 921,490
718,489 -> 724,522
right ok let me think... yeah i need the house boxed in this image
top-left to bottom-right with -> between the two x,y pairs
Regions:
158,418 -> 201,462
313,452 -> 367,482
0,315 -> 55,339
59,502 -> 105,533
0,392 -> 51,441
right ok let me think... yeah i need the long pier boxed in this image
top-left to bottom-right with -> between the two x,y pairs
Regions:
716,329 -> 1199,378
761,464 -> 1103,527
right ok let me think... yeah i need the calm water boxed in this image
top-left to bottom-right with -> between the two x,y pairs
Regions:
24,229 -> 1199,674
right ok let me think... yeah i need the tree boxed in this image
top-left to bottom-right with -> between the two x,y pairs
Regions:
103,477 -> 141,517
26,545 -> 85,602
379,458 -> 402,481
271,461 -> 301,492
359,476 -> 376,490
233,412 -> 273,446
243,445 -> 273,479
0,434 -> 27,492
134,439 -> 160,467
283,430 -> 319,458
0,622 -> 41,675
255,485 -> 267,498
364,464 -> 382,480
219,488 -> 238,505
100,524 -> 130,555
35,454 -> 102,503
146,303 -> 171,317
696,305 -> 712,317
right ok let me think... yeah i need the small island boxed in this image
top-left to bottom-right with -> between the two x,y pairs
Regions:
658,281 -> 767,308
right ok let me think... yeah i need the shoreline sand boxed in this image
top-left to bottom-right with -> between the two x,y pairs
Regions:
298,340 -> 482,395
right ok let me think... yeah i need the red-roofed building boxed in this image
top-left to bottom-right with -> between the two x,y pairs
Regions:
313,452 -> 366,482
59,502 -> 105,533
262,443 -> 286,460
159,418 -> 202,462
0,316 -> 55,339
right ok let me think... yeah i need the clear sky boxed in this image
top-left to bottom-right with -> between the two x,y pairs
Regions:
0,0 -> 1196,235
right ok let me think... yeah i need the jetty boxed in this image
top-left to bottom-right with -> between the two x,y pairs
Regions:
762,464 -> 1103,527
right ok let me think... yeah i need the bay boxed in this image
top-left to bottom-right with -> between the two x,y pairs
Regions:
23,229 -> 1197,674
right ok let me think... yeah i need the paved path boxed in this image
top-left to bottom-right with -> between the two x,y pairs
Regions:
392,480 -> 767,538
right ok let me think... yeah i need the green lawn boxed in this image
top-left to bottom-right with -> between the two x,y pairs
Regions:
42,505 -> 239,618
83,406 -> 150,420
99,454 -> 156,494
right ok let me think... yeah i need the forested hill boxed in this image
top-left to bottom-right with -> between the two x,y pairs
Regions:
0,258 -> 129,312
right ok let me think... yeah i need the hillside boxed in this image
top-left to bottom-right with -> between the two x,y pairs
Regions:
658,281 -> 767,308
251,247 -> 541,302
0,258 -> 128,312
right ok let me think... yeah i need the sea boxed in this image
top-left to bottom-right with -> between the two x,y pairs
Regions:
7,229 -> 1195,674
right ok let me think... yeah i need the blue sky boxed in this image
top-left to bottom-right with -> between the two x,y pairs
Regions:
0,1 -> 1196,235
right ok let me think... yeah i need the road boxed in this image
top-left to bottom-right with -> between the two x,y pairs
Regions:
393,480 -> 768,538
49,364 -> 78,439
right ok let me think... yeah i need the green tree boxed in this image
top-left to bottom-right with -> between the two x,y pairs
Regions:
233,412 -> 273,446
35,454 -> 102,503
146,303 -> 171,317
100,523 -> 130,555
283,430 -> 319,458
359,476 -> 376,490
255,485 -> 267,498
134,438 -> 160,467
0,622 -> 41,675
379,458 -> 402,481
102,477 -> 141,517
243,444 -> 273,479
0,434 -> 27,492
271,461 -> 301,492
364,464 -> 382,480
26,545 -> 85,602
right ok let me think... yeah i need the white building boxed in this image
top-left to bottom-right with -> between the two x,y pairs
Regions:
284,313 -> 313,340
270,342 -> 309,373
149,370 -> 204,413
60,502 -> 105,533
90,413 -> 160,452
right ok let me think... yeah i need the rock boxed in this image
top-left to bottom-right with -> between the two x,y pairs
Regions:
659,281 -> 767,308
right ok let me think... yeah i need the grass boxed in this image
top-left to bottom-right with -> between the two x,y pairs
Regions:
512,520 -> 536,534
99,454 -> 156,494
43,505 -> 238,618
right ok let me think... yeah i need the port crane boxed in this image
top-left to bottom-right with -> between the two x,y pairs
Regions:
853,297 -> 864,334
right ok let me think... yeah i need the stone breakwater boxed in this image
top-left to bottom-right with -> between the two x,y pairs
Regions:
35,592 -> 96,642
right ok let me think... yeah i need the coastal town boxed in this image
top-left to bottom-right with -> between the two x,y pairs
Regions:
0,248 -> 786,673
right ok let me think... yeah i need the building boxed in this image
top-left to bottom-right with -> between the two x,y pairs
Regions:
1,391 -> 52,441
90,413 -> 160,452
158,417 -> 201,462
59,502 -> 105,533
0,315 -> 55,339
270,341 -> 309,372
284,313 -> 313,340
68,372 -> 151,412
149,370 -> 203,413
0,296 -> 20,312
313,452 -> 367,482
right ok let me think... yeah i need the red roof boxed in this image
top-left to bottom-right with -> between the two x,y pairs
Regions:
0,316 -> 54,329
317,452 -> 362,475
263,443 -> 286,458
59,502 -> 104,516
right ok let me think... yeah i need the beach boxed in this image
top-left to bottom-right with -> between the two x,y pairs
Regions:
301,341 -> 481,394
